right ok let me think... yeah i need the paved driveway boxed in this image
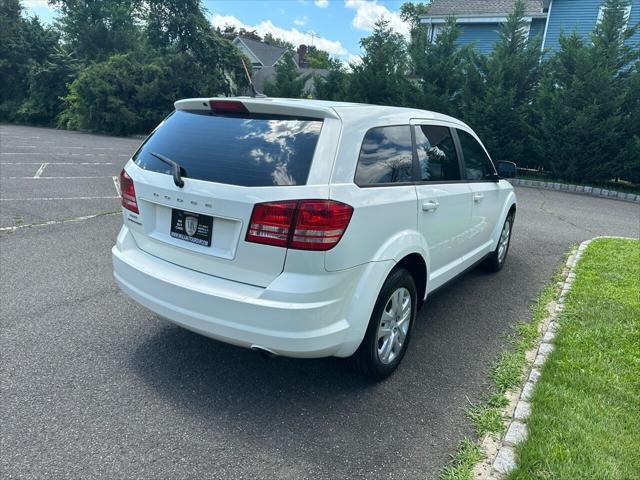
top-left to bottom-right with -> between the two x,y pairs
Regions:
1,125 -> 638,479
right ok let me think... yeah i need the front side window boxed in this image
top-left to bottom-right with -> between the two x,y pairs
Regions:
457,130 -> 496,181
414,125 -> 460,181
355,125 -> 413,185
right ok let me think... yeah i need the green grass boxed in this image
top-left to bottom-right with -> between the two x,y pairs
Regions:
508,238 -> 640,480
440,438 -> 485,480
440,265 -> 564,479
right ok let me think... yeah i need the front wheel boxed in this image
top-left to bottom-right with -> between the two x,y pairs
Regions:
482,212 -> 514,272
353,268 -> 417,380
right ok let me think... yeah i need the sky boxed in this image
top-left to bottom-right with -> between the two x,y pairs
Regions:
21,0 -> 419,63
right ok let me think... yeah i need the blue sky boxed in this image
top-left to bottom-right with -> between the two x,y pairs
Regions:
22,0 -> 418,63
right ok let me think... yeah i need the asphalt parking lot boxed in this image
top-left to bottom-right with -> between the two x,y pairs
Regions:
1,124 -> 639,479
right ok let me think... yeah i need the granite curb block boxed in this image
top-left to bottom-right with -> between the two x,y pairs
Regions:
471,236 -> 637,480
508,178 -> 640,203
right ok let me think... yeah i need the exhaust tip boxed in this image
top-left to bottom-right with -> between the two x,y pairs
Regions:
250,345 -> 277,360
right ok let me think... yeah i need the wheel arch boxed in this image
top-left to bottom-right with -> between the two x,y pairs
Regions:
395,253 -> 428,306
490,191 -> 517,248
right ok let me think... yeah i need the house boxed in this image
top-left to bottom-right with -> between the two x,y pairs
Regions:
420,0 -> 640,55
232,36 -> 328,95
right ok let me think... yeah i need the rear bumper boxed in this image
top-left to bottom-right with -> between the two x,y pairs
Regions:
112,226 -> 392,358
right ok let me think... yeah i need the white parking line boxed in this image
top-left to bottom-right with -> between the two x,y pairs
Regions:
0,196 -> 120,201
0,135 -> 41,140
33,163 -> 48,178
2,176 -> 115,179
0,153 -> 128,157
0,211 -> 120,232
112,176 -> 121,196
0,162 -> 115,165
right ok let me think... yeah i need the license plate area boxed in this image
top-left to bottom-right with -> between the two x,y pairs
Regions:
170,209 -> 213,247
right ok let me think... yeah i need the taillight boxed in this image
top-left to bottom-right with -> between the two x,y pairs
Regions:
119,169 -> 139,213
246,200 -> 353,251
246,201 -> 297,247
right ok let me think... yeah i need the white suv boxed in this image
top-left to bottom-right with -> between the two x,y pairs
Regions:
113,97 -> 516,379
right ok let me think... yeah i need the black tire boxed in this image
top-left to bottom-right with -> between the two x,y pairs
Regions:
482,212 -> 514,273
353,267 -> 417,380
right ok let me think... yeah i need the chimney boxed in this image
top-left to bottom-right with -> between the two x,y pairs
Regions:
297,44 -> 308,68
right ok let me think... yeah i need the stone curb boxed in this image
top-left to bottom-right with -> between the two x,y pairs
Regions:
471,236 -> 638,480
507,178 -> 640,203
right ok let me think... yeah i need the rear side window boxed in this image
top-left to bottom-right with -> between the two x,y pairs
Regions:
457,130 -> 496,181
133,110 -> 323,187
414,125 -> 460,181
355,125 -> 413,185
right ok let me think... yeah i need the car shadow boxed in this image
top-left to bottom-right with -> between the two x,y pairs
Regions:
128,264 -> 521,474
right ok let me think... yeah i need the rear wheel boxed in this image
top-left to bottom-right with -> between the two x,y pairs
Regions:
482,212 -> 514,272
353,268 -> 417,380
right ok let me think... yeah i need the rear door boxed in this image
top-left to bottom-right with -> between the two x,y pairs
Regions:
123,107 -> 329,287
412,122 -> 472,286
454,129 -> 502,253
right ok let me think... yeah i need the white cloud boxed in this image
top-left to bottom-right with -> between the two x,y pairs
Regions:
344,0 -> 409,37
294,16 -> 308,27
211,13 -> 349,57
315,0 -> 329,8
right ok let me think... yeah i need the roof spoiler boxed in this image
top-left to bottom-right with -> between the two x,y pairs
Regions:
174,98 -> 341,120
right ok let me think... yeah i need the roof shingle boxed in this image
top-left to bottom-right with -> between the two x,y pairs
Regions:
427,0 -> 544,16
236,36 -> 289,67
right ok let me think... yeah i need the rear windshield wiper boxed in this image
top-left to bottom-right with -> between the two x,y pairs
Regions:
149,151 -> 185,188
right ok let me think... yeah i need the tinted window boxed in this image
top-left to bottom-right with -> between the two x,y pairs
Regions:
457,130 -> 496,181
355,126 -> 413,185
133,110 -> 323,187
414,125 -> 460,181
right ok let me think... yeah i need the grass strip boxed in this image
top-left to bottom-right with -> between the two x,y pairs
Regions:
508,238 -> 640,480
440,264 -> 564,479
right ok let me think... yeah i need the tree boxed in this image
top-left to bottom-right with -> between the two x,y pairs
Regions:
306,46 -> 332,69
533,0 -> 639,182
52,0 -> 141,60
142,0 -> 248,92
347,18 -> 412,106
410,16 -> 472,116
263,52 -> 310,98
313,58 -> 349,101
18,46 -> 79,124
462,0 -> 541,166
263,33 -> 295,50
0,1 -> 59,120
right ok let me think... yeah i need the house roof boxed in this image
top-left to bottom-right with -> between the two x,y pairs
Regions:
426,0 -> 545,17
234,36 -> 289,67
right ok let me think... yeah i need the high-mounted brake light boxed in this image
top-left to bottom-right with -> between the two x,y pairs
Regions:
246,200 -> 353,251
119,169 -> 139,213
209,100 -> 249,114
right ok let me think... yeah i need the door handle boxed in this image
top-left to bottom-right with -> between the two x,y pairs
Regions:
422,200 -> 440,212
473,193 -> 484,203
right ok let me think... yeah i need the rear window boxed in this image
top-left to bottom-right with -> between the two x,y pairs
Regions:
133,110 -> 323,187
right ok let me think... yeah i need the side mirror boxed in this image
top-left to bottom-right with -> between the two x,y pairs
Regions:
497,161 -> 517,179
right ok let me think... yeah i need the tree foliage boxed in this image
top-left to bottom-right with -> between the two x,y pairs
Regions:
347,19 -> 413,106
51,0 -> 141,60
264,52 -> 310,98
462,0 -> 542,166
533,0 -> 639,182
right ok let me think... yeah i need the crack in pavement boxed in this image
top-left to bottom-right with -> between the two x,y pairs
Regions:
533,188 -> 599,235
0,211 -> 120,233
